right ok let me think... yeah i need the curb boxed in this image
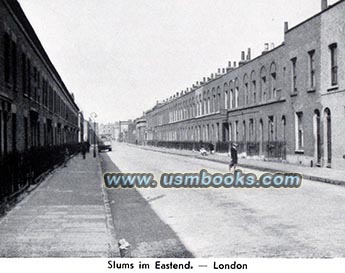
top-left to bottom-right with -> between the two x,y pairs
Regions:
129,144 -> 345,187
96,156 -> 119,257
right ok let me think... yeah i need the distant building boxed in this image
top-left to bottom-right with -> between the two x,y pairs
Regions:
142,0 -> 345,170
99,120 -> 134,142
99,123 -> 116,139
135,116 -> 147,145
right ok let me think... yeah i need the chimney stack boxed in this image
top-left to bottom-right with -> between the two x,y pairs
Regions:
218,68 -> 221,74
228,61 -> 232,67
284,21 -> 289,33
271,43 -> 275,49
321,0 -> 328,11
233,61 -> 237,67
247,48 -> 251,60
222,68 -> 226,73
241,51 -> 245,61
264,43 -> 269,51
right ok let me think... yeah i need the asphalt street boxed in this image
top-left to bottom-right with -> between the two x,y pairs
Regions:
102,142 -> 345,258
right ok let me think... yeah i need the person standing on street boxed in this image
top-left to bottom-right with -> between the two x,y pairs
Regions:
64,147 -> 70,167
228,143 -> 238,171
81,141 -> 87,159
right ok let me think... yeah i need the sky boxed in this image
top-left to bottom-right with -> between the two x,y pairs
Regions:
17,0 -> 338,124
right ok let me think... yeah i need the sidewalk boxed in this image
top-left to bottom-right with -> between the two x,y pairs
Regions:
133,144 -> 345,186
0,153 -> 117,257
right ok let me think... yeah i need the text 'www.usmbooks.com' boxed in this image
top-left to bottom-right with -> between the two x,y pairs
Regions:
103,169 -> 302,188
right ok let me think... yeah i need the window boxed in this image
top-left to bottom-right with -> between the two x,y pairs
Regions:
261,76 -> 266,100
260,67 -> 267,101
235,87 -> 239,107
249,119 -> 254,142
33,66 -> 37,101
295,112 -> 303,151
49,86 -> 53,110
229,81 -> 234,109
212,94 -> 216,112
245,83 -> 249,105
268,116 -> 274,141
329,43 -> 338,86
291,57 -> 297,93
4,33 -> 10,83
12,113 -> 16,151
244,74 -> 249,105
308,50 -> 316,89
235,121 -> 239,141
225,90 -> 228,109
11,40 -> 17,88
224,83 -> 228,109
27,59 -> 31,97
243,121 -> 246,142
324,108 -> 332,165
22,53 -> 27,95
251,71 -> 256,104
234,79 -> 239,108
270,63 -> 277,99
24,117 -> 28,150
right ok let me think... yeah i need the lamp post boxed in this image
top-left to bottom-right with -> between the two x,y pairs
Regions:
90,112 -> 97,158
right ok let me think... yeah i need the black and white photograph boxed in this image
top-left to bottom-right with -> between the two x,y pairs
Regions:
0,0 -> 345,272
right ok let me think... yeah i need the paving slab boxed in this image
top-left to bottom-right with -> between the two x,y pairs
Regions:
0,153 -> 117,257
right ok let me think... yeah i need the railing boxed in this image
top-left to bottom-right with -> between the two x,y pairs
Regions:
0,143 -> 81,204
264,141 -> 286,160
147,140 -> 203,151
147,140 -> 286,159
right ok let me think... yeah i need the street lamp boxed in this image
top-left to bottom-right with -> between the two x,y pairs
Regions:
90,112 -> 97,158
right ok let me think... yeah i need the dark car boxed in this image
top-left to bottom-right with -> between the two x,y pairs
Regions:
98,135 -> 112,152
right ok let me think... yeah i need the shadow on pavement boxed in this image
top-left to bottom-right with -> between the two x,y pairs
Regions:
100,153 -> 193,258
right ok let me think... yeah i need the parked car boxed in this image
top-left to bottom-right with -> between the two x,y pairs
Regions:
98,135 -> 112,152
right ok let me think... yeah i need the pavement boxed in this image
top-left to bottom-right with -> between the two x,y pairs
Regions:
0,152 -> 118,257
133,144 -> 345,186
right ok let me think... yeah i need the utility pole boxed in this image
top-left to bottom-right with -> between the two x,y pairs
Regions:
90,112 -> 97,157
93,120 -> 96,157
119,120 -> 121,142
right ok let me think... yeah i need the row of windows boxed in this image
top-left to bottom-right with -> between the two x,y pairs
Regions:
291,43 -> 338,94
0,110 -> 78,156
3,32 -> 78,126
151,62 -> 281,126
150,41 -> 340,129
22,115 -> 78,150
153,108 -> 332,165
155,115 -> 287,143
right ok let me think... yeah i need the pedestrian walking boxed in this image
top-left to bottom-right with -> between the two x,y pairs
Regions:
64,147 -> 70,167
81,141 -> 87,159
228,143 -> 238,171
86,141 -> 90,153
199,140 -> 207,156
209,142 -> 215,154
